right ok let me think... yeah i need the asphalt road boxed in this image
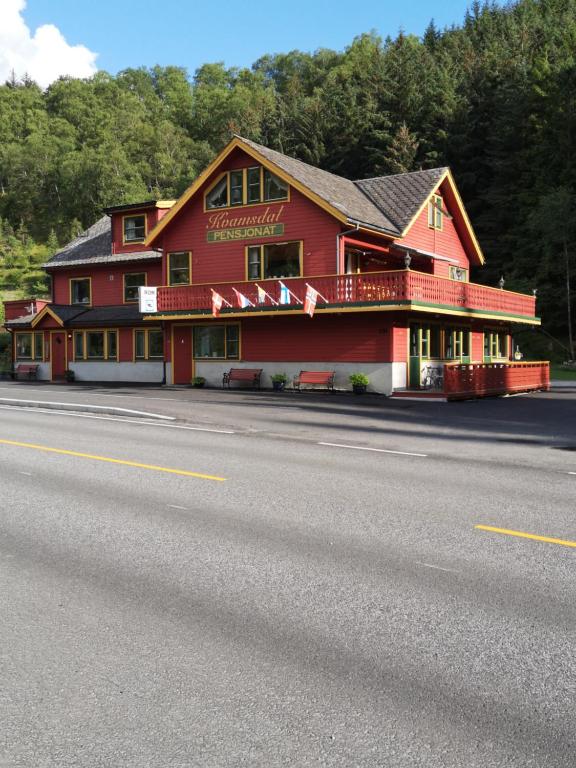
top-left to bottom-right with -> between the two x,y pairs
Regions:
1,387 -> 576,767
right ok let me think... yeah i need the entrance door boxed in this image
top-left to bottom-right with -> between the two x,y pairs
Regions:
409,325 -> 423,388
172,326 -> 193,385
51,331 -> 66,380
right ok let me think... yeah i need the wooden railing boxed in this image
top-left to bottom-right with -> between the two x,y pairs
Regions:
155,269 -> 537,318
443,361 -> 550,399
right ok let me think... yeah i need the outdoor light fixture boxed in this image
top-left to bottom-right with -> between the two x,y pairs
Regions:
533,288 -> 538,297
498,275 -> 505,289
404,252 -> 412,269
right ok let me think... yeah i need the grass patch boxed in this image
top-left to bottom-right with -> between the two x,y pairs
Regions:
550,365 -> 576,381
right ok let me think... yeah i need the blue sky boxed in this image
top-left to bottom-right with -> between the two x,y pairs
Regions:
22,0 -> 476,78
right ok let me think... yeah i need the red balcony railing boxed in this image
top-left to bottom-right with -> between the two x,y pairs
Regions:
443,361 -> 550,399
155,270 -> 537,319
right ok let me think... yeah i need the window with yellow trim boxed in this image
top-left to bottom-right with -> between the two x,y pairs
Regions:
449,265 -> 467,282
483,330 -> 507,360
428,194 -> 443,230
123,214 -> 146,243
124,272 -> 146,302
70,277 -> 91,305
168,252 -> 190,285
134,328 -> 164,360
193,325 -> 239,359
74,330 -> 118,361
15,332 -> 44,361
247,241 -> 301,281
205,166 -> 288,210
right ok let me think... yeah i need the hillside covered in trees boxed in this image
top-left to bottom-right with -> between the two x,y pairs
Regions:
0,0 -> 574,356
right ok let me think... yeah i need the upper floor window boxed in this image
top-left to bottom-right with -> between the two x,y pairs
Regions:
123,214 -> 146,243
247,241 -> 301,281
205,166 -> 288,210
70,277 -> 91,305
124,272 -> 146,302
168,252 -> 191,285
449,265 -> 467,282
428,194 -> 443,230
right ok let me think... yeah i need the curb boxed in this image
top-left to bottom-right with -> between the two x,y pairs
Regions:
0,398 -> 176,421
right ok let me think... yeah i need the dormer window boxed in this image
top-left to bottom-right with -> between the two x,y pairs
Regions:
428,194 -> 443,230
205,166 -> 288,210
123,214 -> 146,243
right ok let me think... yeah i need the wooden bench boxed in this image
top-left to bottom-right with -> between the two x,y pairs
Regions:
293,370 -> 335,391
222,368 -> 263,389
14,363 -> 39,381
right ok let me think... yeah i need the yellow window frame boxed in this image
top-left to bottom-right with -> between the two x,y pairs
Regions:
73,329 -> 118,361
123,272 -> 147,303
15,331 -> 44,361
69,276 -> 92,306
428,194 -> 443,231
192,323 -> 241,360
244,240 -> 303,282
204,166 -> 289,212
133,327 -> 164,361
122,213 -> 147,245
167,251 -> 192,286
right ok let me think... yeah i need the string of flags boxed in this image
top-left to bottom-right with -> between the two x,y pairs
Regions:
211,281 -> 329,318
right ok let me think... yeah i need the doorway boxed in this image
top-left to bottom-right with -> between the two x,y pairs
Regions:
51,332 -> 66,380
172,326 -> 193,385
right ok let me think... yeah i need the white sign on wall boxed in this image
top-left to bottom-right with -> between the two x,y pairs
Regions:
138,286 -> 158,313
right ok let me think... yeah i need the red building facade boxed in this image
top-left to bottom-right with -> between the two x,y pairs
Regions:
4,136 -> 548,397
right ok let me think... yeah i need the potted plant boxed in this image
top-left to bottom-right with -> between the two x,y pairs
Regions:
64,369 -> 75,382
192,376 -> 206,388
271,372 -> 288,391
349,372 -> 369,394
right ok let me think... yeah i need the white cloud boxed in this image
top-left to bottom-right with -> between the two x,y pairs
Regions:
0,0 -> 98,89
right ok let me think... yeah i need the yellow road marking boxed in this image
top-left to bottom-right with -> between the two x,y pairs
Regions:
0,438 -> 225,482
475,524 -> 576,549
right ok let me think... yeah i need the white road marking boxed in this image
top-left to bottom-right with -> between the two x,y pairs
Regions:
0,404 -> 235,433
18,471 -> 32,476
0,397 -> 174,420
318,441 -> 427,458
568,472 -> 576,476
416,562 -> 459,573
168,504 -> 188,510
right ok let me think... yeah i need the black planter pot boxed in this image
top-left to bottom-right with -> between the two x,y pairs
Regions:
352,383 -> 367,395
272,380 -> 285,391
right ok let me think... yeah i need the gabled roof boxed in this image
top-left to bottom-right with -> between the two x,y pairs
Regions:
44,216 -> 161,269
356,168 -> 448,233
144,135 -> 483,263
27,303 -> 149,329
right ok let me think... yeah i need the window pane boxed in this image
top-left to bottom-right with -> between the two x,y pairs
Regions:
484,333 -> 490,358
71,279 -> 90,305
247,246 -> 261,280
169,252 -> 190,285
124,215 -> 145,242
430,327 -> 440,358
263,169 -> 288,201
74,333 -> 84,360
107,331 -> 117,360
410,326 -> 418,357
206,176 -> 228,209
16,333 -> 32,359
124,273 -> 146,302
247,167 -> 261,203
226,326 -> 239,359
86,332 -> 104,359
34,333 -> 43,360
462,331 -> 470,357
194,326 -> 225,358
421,328 -> 429,358
230,171 -> 243,206
148,330 -> 164,358
135,330 -> 145,360
263,242 -> 300,279
435,197 -> 443,228
445,329 -> 454,359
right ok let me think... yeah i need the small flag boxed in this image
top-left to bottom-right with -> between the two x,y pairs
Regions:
233,288 -> 254,308
278,281 -> 291,305
212,290 -> 224,317
257,285 -> 267,304
304,285 -> 318,317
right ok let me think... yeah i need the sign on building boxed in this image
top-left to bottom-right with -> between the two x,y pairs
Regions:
138,286 -> 157,313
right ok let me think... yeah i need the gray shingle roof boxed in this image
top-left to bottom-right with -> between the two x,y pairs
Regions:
356,168 -> 448,233
238,137 -> 399,233
44,216 -> 161,269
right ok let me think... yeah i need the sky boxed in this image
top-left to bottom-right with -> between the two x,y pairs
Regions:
1,0 -> 478,88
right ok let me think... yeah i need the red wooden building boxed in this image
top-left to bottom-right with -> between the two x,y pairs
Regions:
3,136 -> 549,398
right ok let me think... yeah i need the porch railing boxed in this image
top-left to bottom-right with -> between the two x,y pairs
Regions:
443,361 -> 550,399
155,270 -> 537,319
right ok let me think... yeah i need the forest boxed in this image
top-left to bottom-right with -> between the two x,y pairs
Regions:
0,0 -> 574,358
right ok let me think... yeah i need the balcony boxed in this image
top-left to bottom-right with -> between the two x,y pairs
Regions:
153,269 -> 538,323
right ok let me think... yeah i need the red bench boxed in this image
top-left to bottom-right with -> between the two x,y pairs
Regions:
13,363 -> 39,381
293,370 -> 335,391
222,368 -> 263,389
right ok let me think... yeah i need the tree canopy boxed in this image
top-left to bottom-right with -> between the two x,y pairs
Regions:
0,0 -> 574,353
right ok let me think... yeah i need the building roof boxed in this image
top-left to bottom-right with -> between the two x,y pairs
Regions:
355,168 -> 448,233
44,216 -> 161,269
8,303 -> 150,329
